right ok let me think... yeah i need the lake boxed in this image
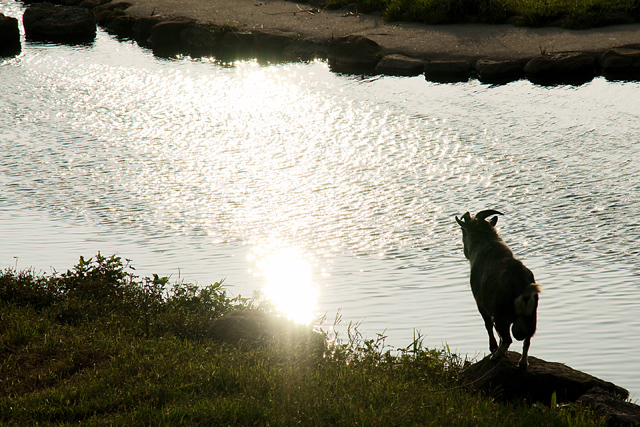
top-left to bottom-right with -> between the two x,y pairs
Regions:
2,0 -> 639,399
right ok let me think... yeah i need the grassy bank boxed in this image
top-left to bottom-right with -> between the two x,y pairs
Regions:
323,0 -> 640,29
0,254 -> 604,425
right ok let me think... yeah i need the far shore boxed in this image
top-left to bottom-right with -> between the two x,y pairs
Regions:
124,0 -> 640,62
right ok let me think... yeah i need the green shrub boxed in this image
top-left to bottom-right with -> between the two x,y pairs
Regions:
0,268 -> 59,309
1,253 -> 244,339
380,0 -> 509,24
323,0 -> 639,28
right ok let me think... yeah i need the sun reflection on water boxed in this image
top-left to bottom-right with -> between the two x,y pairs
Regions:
251,245 -> 319,325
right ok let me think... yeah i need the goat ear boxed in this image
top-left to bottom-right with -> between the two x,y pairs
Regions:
489,216 -> 498,227
456,212 -> 471,227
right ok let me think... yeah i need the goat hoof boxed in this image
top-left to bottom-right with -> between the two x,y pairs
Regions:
489,353 -> 501,362
518,360 -> 528,370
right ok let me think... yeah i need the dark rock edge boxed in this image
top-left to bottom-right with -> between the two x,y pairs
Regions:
6,0 -> 640,85
463,351 -> 640,427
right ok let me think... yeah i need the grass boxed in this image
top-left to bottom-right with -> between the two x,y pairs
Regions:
0,253 -> 605,425
323,0 -> 640,29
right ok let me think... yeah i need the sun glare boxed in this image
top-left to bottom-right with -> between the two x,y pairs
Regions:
253,246 -> 319,325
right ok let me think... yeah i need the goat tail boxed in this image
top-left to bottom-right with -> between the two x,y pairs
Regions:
512,283 -> 542,341
514,283 -> 542,317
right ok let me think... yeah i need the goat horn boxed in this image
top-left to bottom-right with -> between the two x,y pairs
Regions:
475,210 -> 504,221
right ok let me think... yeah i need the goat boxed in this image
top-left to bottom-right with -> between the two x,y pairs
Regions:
455,210 -> 542,369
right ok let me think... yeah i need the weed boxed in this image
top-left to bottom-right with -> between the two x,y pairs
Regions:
323,0 -> 640,28
0,255 -> 606,425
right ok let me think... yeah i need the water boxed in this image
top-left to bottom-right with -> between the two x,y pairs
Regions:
2,0 -> 640,398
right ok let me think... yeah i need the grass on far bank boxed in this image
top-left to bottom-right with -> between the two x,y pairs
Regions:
322,0 -> 640,29
0,253 -> 605,426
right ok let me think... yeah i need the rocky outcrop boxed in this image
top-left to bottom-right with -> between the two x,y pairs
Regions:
218,30 -> 252,60
93,1 -> 131,28
0,13 -> 21,56
105,14 -> 135,38
423,59 -> 472,82
327,35 -> 381,73
130,15 -> 163,44
524,52 -> 596,84
23,2 -> 96,43
283,36 -> 327,61
464,351 -> 639,426
475,59 -> 524,83
375,53 -> 425,76
146,18 -> 197,53
207,310 -> 325,355
79,0 -> 110,9
599,45 -> 640,80
253,29 -> 299,60
578,388 -> 640,427
110,18 -> 301,60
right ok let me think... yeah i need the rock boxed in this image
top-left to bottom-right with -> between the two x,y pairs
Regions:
423,59 -> 472,82
523,52 -> 596,84
93,2 -> 133,28
207,310 -> 325,355
463,351 -> 629,405
106,14 -> 135,38
327,35 -> 381,73
220,30 -> 254,60
375,53 -> 425,76
92,1 -> 132,15
253,29 -> 300,60
180,24 -> 220,55
23,2 -> 96,43
0,13 -> 20,43
283,36 -> 327,61
61,0 -> 86,6
22,0 -> 58,4
599,45 -> 640,80
147,18 -> 196,54
578,387 -> 640,427
94,9 -> 116,27
208,310 -> 275,345
131,15 -> 163,44
475,59 -> 523,83
0,13 -> 21,56
78,0 -> 109,9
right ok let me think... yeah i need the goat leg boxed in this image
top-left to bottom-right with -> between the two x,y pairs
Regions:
479,308 -> 498,353
490,320 -> 512,361
518,337 -> 531,369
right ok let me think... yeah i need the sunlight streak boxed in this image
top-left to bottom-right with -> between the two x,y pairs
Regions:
252,245 -> 319,325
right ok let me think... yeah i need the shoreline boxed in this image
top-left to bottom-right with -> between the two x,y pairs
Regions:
113,0 -> 640,82
123,0 -> 640,62
7,0 -> 640,82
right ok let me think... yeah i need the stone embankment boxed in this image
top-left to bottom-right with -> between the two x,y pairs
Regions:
3,0 -> 640,84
